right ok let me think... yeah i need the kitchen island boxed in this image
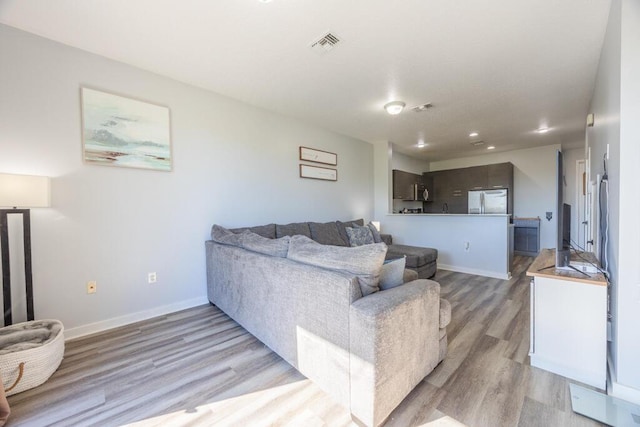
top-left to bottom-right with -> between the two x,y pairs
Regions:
380,214 -> 512,279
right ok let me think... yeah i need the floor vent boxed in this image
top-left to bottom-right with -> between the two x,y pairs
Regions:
310,32 -> 341,54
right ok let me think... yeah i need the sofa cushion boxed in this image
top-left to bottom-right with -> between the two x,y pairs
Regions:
287,235 -> 387,296
213,225 -> 290,257
367,222 -> 383,243
309,221 -> 348,246
230,223 -> 277,239
242,232 -> 290,258
386,244 -> 438,268
346,225 -> 375,247
276,222 -> 312,238
211,224 -> 244,247
379,256 -> 406,290
336,219 -> 365,245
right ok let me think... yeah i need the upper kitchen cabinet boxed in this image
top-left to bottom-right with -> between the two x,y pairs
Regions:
422,162 -> 514,214
487,163 -> 514,189
422,173 -> 434,202
392,169 -> 423,201
466,166 -> 488,191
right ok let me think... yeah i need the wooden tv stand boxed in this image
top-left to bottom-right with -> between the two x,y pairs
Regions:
526,249 -> 608,389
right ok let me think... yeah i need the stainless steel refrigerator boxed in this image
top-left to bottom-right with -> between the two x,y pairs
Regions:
468,189 -> 508,214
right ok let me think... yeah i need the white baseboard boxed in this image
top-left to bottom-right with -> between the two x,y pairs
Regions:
438,263 -> 511,280
64,296 -> 209,340
608,354 -> 640,405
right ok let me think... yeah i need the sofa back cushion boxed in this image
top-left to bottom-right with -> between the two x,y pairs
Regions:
242,231 -> 291,258
276,222 -> 312,239
212,224 -> 289,257
309,221 -> 348,246
230,223 -> 276,239
287,235 -> 386,296
211,224 -> 244,246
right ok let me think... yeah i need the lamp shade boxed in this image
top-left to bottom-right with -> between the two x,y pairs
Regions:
0,173 -> 50,208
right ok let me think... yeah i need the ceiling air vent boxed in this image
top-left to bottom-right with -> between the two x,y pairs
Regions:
470,140 -> 485,147
310,32 -> 341,54
411,103 -> 433,112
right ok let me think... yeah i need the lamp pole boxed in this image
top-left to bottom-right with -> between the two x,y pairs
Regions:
0,208 -> 34,326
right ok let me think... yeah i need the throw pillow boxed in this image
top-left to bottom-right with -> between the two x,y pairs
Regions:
379,256 -> 406,290
367,222 -> 383,243
336,219 -> 365,245
346,225 -> 374,247
211,224 -> 244,247
287,235 -> 387,296
242,231 -> 290,258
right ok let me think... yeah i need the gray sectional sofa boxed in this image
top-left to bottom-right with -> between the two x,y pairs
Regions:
205,220 -> 449,426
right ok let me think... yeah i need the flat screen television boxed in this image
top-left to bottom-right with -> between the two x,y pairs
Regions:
555,150 -> 571,267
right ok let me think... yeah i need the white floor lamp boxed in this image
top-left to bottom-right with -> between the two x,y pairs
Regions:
0,173 -> 50,326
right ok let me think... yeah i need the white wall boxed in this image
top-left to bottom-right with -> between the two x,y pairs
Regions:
588,0 -> 640,403
391,149 -> 430,175
429,145 -> 561,250
0,24 -> 374,337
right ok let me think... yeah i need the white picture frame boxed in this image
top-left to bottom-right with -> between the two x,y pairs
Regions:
300,164 -> 337,181
299,146 -> 337,166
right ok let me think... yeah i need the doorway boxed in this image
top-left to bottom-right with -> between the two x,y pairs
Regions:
576,159 -> 587,250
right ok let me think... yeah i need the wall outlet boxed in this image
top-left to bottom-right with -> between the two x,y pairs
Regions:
87,281 -> 97,294
148,272 -> 157,284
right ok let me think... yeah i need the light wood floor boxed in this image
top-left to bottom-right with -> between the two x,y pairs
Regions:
6,256 -> 604,426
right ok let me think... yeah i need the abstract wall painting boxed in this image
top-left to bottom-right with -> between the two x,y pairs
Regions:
81,87 -> 172,171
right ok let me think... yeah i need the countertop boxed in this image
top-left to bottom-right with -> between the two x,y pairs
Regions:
526,248 -> 607,286
387,213 -> 511,217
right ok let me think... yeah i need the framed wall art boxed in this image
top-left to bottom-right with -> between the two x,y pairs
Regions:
81,87 -> 172,171
300,164 -> 337,181
299,146 -> 337,166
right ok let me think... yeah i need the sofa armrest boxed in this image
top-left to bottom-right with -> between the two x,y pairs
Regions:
349,279 -> 441,426
380,233 -> 392,245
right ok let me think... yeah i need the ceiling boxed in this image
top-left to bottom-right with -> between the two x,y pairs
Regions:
0,0 -> 611,162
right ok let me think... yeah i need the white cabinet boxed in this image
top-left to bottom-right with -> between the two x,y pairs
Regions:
527,249 -> 608,389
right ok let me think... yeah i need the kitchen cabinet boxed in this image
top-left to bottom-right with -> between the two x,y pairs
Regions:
487,163 -> 513,188
466,166 -> 488,191
514,218 -> 540,256
392,170 -> 422,201
422,162 -> 514,214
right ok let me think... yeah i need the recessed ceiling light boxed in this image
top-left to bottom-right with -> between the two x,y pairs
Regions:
417,140 -> 427,148
258,0 -> 272,3
487,145 -> 496,150
384,101 -> 405,115
469,132 -> 479,137
537,127 -> 550,134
